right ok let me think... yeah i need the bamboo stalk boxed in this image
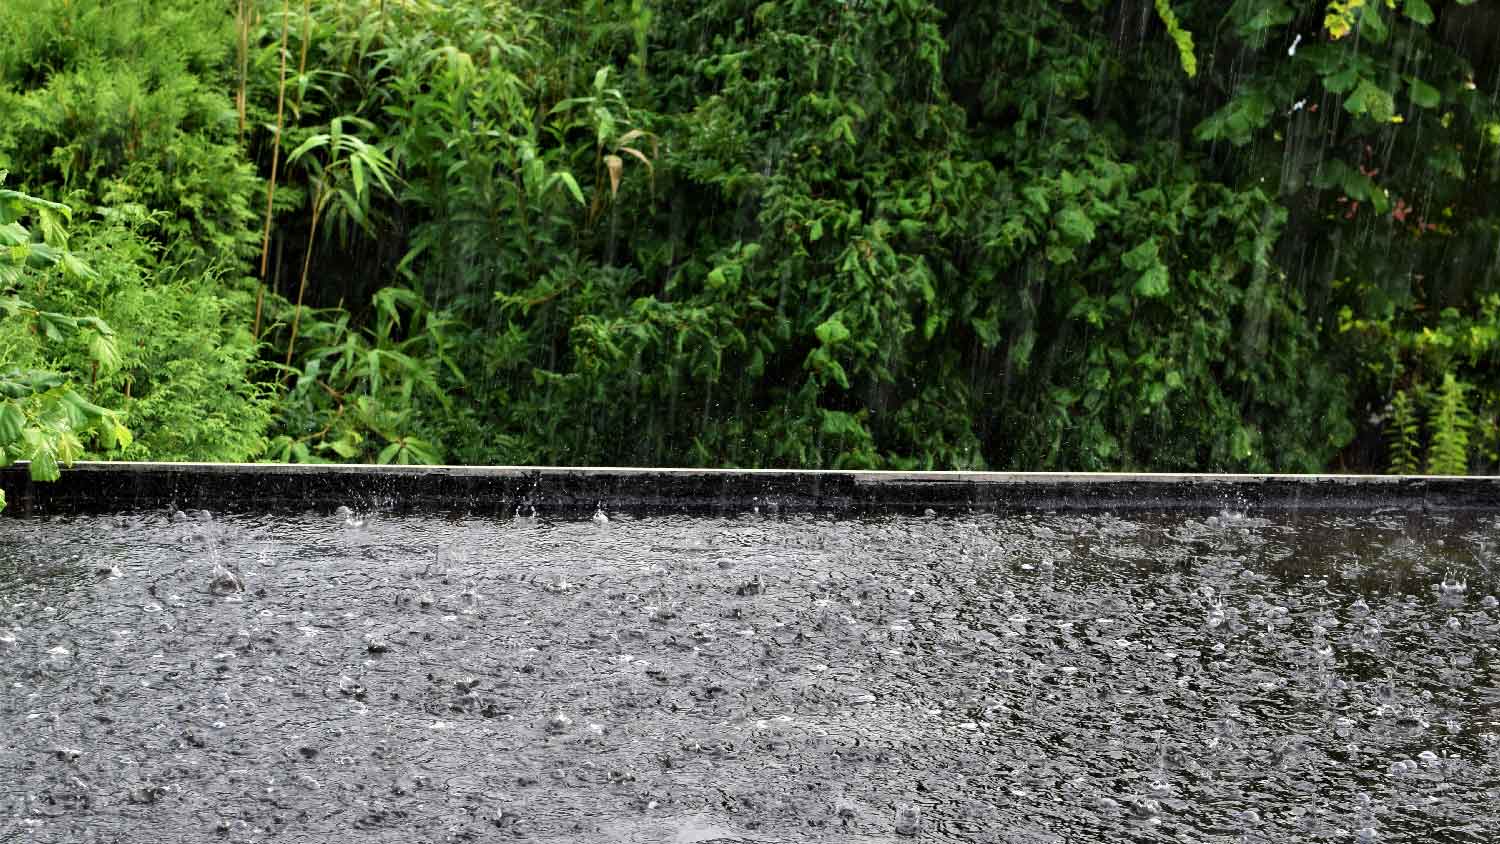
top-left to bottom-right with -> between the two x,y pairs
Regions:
294,0 -> 312,114
254,0 -> 292,340
235,0 -> 249,143
283,189 -> 325,377
253,284 -> 265,339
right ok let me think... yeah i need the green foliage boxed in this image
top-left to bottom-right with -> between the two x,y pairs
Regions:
1387,389 -> 1422,475
0,0 -> 261,272
5,0 -> 1500,475
1155,0 -> 1198,78
69,225 -> 272,462
0,173 -> 131,505
264,286 -> 463,465
1427,373 -> 1473,474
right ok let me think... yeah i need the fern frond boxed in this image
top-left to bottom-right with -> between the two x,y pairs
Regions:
1426,373 -> 1472,475
1387,389 -> 1421,475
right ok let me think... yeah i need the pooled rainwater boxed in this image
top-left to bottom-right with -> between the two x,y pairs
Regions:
1,508 -> 1498,843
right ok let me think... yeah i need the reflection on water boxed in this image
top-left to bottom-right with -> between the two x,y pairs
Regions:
0,508 -> 1497,842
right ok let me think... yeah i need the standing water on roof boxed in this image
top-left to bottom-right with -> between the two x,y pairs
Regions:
0,508 -> 1498,843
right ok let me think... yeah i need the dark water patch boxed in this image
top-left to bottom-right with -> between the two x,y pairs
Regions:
0,510 -> 1497,842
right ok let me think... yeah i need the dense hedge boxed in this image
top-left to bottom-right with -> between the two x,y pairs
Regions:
5,0 -> 1500,473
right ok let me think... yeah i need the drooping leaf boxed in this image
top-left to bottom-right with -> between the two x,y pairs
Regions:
1153,0 -> 1197,78
0,402 -> 23,443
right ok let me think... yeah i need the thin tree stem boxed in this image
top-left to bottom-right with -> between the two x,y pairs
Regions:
258,0 -> 291,281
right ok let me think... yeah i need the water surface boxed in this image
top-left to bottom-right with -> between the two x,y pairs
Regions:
1,508 -> 1497,842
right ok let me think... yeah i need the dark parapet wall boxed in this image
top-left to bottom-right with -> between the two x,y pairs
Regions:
4,463 -> 1500,518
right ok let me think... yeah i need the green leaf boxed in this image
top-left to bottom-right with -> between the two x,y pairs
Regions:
1121,239 -> 1159,272
36,311 -> 72,342
1323,67 -> 1359,95
1359,5 -> 1389,44
1408,78 -> 1440,109
806,347 -> 850,389
1345,79 -> 1395,123
971,316 -> 1001,347
0,401 -> 22,443
61,391 -> 110,419
1193,89 -> 1275,146
820,410 -> 864,437
55,430 -> 83,466
815,318 -> 851,346
25,435 -> 59,482
88,332 -> 121,373
1404,0 -> 1434,26
1154,0 -> 1197,78
109,418 -> 132,451
1134,265 -> 1170,298
553,171 -> 586,206
59,251 -> 95,280
36,207 -> 66,246
1230,426 -> 1254,461
350,154 -> 367,200
1056,206 -> 1095,245
401,437 -> 441,464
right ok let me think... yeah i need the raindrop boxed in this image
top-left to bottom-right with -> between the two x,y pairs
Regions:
546,710 -> 574,733
1206,597 -> 1226,629
894,802 -> 921,836
43,645 -> 73,671
458,586 -> 479,615
210,563 -> 243,596
1439,572 -> 1468,607
1127,796 -> 1160,820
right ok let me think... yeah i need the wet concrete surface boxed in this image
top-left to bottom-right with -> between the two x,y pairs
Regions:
1,507 -> 1497,842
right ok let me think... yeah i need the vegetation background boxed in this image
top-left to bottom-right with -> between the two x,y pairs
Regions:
5,0 -> 1500,480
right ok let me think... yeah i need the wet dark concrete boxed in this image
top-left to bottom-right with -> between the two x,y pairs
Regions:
1,508 -> 1497,842
5,463 -> 1500,518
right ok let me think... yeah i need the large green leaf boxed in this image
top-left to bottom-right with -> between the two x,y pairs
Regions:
1345,79 -> 1396,123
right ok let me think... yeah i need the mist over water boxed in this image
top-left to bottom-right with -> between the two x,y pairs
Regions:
0,508 -> 1497,842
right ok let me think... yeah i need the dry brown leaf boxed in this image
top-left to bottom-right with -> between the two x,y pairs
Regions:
618,146 -> 653,172
605,154 -> 623,197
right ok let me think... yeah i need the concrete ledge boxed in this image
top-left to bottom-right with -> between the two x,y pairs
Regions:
3,462 -> 1500,517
